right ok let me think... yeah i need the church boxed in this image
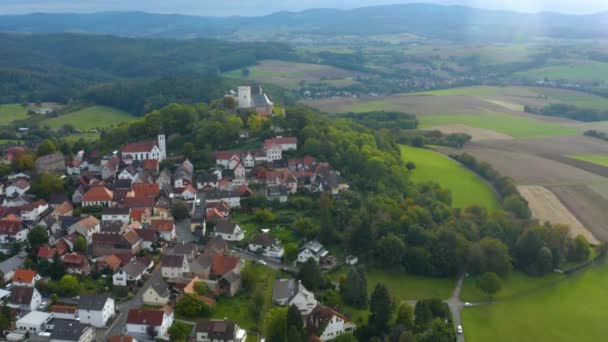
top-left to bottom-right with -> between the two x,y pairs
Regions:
121,130 -> 166,165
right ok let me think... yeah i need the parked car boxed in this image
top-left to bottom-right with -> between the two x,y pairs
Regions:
464,302 -> 473,307
457,325 -> 463,334
257,260 -> 267,266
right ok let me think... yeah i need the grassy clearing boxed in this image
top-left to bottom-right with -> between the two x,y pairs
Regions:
0,104 -> 28,125
567,154 -> 608,167
463,261 -> 608,342
516,60 -> 608,83
460,271 -> 564,302
366,269 -> 455,300
44,106 -> 134,130
418,114 -> 577,139
400,145 -> 501,211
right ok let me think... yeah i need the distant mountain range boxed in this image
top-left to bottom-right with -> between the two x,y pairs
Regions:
0,4 -> 607,41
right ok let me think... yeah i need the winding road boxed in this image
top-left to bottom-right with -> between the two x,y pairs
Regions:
447,274 -> 466,342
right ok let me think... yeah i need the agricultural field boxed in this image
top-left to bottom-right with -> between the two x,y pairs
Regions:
400,145 -> 500,211
43,106 -> 134,131
567,154 -> 608,167
0,104 -> 28,125
516,60 -> 608,83
403,43 -> 546,65
224,60 -> 363,89
463,262 -> 608,342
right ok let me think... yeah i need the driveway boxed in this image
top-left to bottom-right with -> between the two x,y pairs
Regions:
232,248 -> 298,273
446,274 -> 465,342
103,264 -> 162,339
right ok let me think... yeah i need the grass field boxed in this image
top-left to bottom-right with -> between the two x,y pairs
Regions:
224,60 -> 362,89
460,271 -> 564,302
567,154 -> 608,167
366,269 -> 455,300
463,262 -> 608,342
516,60 -> 608,83
44,106 -> 134,130
401,145 -> 501,211
0,104 -> 28,125
418,114 -> 577,139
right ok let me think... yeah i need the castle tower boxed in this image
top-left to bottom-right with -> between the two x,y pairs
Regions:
238,86 -> 252,109
158,125 -> 166,161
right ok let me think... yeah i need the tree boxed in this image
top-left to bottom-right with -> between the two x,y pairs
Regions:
411,136 -> 424,147
376,234 -> 406,266
536,246 -> 554,275
16,153 -> 34,171
503,195 -> 531,219
254,208 -> 276,223
49,252 -> 66,280
30,173 -> 64,199
169,321 -> 193,342
28,226 -> 48,246
0,305 -> 11,331
417,318 -> 456,342
298,259 -> 325,291
369,283 -> 393,334
223,95 -> 238,109
175,294 -> 211,318
59,275 -> 79,297
37,139 -> 57,156
341,267 -> 368,308
147,325 -> 157,339
292,217 -> 318,239
414,300 -> 433,332
399,331 -> 417,342
286,305 -> 305,342
74,235 -> 87,253
567,235 -> 591,262
247,114 -> 265,135
183,142 -> 195,160
395,303 -> 415,331
406,161 -> 416,172
193,282 -> 210,296
171,201 -> 190,220
476,272 -> 502,299
264,307 -> 288,342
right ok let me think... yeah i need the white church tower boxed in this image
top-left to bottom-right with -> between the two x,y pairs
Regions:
158,126 -> 166,161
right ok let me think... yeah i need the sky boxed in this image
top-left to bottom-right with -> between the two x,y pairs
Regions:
0,0 -> 606,16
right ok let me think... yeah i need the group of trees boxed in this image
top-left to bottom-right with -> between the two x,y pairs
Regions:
339,111 -> 419,130
525,104 -> 608,122
584,130 -> 608,142
396,130 -> 472,149
264,305 -> 307,342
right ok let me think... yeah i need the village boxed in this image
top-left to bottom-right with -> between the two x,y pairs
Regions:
0,85 -> 355,342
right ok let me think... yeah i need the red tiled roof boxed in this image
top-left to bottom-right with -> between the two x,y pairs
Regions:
37,246 -> 57,259
22,200 -> 48,212
264,136 -> 297,150
109,337 -> 135,342
55,240 -> 69,255
207,208 -> 224,220
99,254 -> 122,271
51,305 -> 77,314
135,229 -> 157,242
82,187 -> 113,202
150,219 -> 174,232
78,216 -> 100,229
63,253 -> 86,265
0,220 -> 21,235
124,195 -> 155,209
143,160 -> 159,170
132,182 -> 159,197
54,201 -> 73,215
211,255 -> 239,277
13,179 -> 30,190
122,140 -> 157,154
12,269 -> 37,283
127,308 -> 169,326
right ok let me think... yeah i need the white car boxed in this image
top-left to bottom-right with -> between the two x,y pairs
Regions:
257,260 -> 267,266
464,302 -> 473,307
457,325 -> 463,334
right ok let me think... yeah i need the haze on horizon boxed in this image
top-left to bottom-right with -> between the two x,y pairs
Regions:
0,0 -> 607,16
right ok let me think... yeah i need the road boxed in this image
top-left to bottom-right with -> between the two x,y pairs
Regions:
175,218 -> 196,243
446,274 -> 466,342
103,264 -> 162,339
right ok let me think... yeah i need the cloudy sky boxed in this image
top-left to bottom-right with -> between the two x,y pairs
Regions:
0,0 -> 606,16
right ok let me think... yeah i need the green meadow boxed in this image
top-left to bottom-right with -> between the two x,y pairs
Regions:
567,154 -> 608,167
44,106 -> 134,130
366,269 -> 455,300
0,104 -> 28,125
516,61 -> 608,83
400,145 -> 501,211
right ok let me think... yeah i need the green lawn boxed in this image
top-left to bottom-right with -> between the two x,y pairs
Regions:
516,60 -> 608,83
567,154 -> 608,167
463,262 -> 608,342
366,269 -> 455,300
44,106 -> 134,130
460,271 -> 564,302
418,113 -> 577,139
0,104 -> 28,125
400,145 -> 501,211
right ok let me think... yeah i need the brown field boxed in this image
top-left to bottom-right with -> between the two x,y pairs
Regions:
426,124 -> 513,141
518,185 -> 599,244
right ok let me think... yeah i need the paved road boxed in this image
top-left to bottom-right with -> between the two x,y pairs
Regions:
446,274 -> 466,342
175,219 -> 196,243
103,264 -> 162,339
232,248 -> 298,273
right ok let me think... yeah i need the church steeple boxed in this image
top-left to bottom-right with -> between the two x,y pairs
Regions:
158,124 -> 166,161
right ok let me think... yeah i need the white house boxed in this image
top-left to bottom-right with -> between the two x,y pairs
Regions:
248,233 -> 284,259
16,311 -> 52,335
0,220 -> 29,243
20,200 -> 49,221
68,216 -> 101,244
265,144 -> 282,161
11,269 -> 40,287
196,319 -> 247,342
81,187 -> 114,208
306,304 -> 356,341
264,137 -> 297,151
160,254 -> 189,278
121,131 -> 166,165
101,207 -> 131,224
6,180 -> 30,197
126,308 -> 174,338
272,279 -> 317,316
213,221 -> 245,241
298,240 -> 329,263
77,295 -> 115,328
143,280 -> 170,306
9,286 -> 42,312
113,260 -> 148,287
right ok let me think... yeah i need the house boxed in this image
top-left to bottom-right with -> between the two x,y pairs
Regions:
9,286 -> 42,312
168,241 -> 198,262
0,219 -> 28,243
298,240 -> 329,263
121,131 -> 166,164
11,269 -> 39,287
37,246 -> 58,263
77,295 -> 115,328
205,201 -> 230,218
346,255 -> 359,265
306,304 -> 357,341
322,174 -> 350,195
237,85 -> 273,116
113,260 -> 148,287
49,319 -> 95,342
0,253 -> 26,281
206,255 -> 243,296
91,230 -> 142,257
174,160 -> 193,189
272,279 -> 317,316
126,307 -> 174,338
51,200 -> 73,219
178,184 -> 197,202
160,254 -> 189,278
264,136 -> 298,152
195,319 -> 247,342
136,229 -> 158,252
98,254 -> 122,272
198,172 -> 220,191
72,185 -> 85,205
63,253 -> 91,275
150,219 -> 176,241
34,152 -> 65,174
51,305 -> 78,320
206,189 -> 245,209
5,179 -> 29,197
82,187 -> 114,207
16,311 -> 52,335
109,337 -> 138,342
143,279 -> 170,306
213,220 -> 244,241
101,207 -> 131,224
248,232 -> 284,259
69,216 -> 101,244
20,199 -> 49,221
266,184 -> 288,203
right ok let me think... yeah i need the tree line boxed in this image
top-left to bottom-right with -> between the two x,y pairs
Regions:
524,103 -> 608,122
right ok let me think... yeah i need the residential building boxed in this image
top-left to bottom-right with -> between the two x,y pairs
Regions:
35,152 -> 65,174
16,311 -> 52,335
195,319 -> 247,342
68,216 -> 100,244
135,229 -> 157,251
298,240 -> 329,263
82,187 -> 114,207
50,305 -> 78,320
6,179 -> 30,197
248,232 -> 284,259
264,136 -> 297,152
0,252 -> 26,281
150,219 -> 176,241
160,254 -> 189,278
101,207 -> 131,224
63,253 -> 91,275
77,295 -> 115,328
306,305 -> 356,341
0,219 -> 28,243
143,279 -> 170,306
213,220 -> 244,241
11,269 -> 39,287
49,319 -> 95,342
9,286 -> 42,312
91,230 -> 142,257
20,200 -> 49,221
126,307 -> 174,338
272,279 -> 317,316
113,260 -> 148,287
